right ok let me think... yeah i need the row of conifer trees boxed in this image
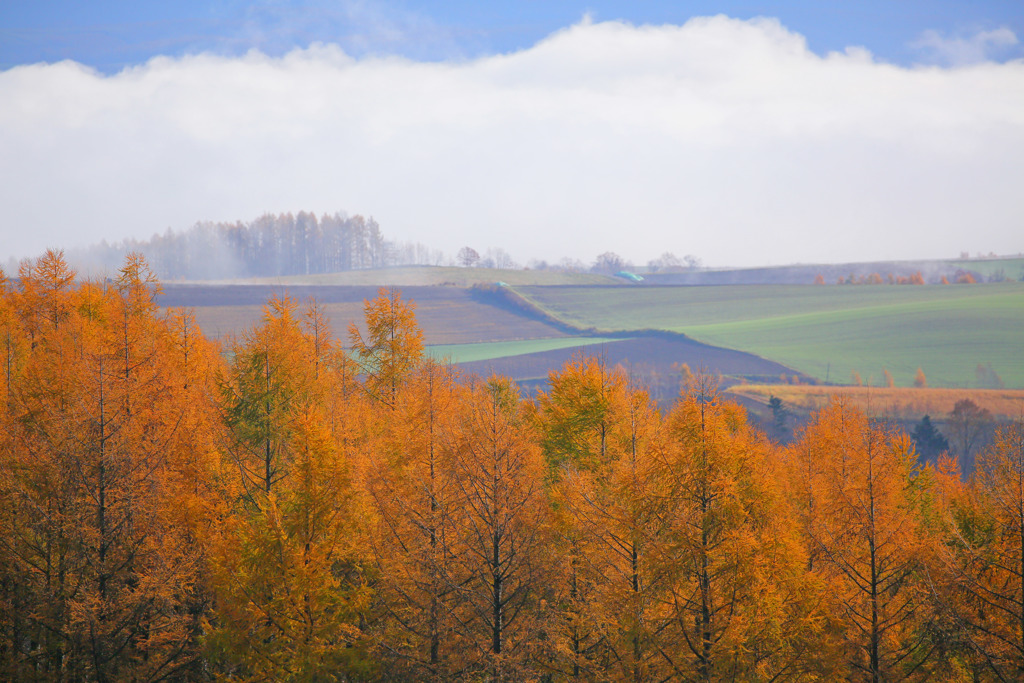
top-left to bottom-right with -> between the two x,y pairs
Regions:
1,250 -> 1023,682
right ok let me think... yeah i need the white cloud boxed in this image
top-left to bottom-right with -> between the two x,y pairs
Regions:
911,27 -> 1019,66
1,16 -> 1023,268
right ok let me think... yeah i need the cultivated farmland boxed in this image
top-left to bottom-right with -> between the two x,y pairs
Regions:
518,283 -> 1024,388
158,269 -> 1024,393
457,336 -> 796,402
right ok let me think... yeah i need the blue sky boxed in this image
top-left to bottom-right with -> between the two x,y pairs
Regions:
1,2 -> 1022,267
3,1 -> 1023,71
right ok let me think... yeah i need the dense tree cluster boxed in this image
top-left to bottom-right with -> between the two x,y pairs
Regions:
3,251 -> 1024,681
67,212 -> 446,281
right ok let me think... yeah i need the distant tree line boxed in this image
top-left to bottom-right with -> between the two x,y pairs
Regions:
66,211 -> 447,280
817,268 -> 1016,286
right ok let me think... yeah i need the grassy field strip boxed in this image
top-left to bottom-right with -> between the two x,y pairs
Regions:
426,337 -> 622,364
521,284 -> 1024,388
729,384 -> 1024,420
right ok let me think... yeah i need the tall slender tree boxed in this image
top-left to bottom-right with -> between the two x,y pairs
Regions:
652,375 -> 817,681
790,398 -> 940,681
223,294 -> 311,499
367,360 -> 466,680
536,357 -> 673,680
536,357 -> 628,678
445,378 -> 552,681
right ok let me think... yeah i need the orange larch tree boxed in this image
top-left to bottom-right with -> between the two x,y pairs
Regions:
535,356 -> 629,678
15,248 -> 76,345
444,377 -> 552,681
367,359 -> 467,680
652,375 -> 818,681
790,398 -> 941,681
206,403 -> 373,679
535,356 -> 672,681
0,267 -> 25,408
0,253 -> 208,680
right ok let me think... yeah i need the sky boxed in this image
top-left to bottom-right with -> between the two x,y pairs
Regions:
1,1 -> 1023,268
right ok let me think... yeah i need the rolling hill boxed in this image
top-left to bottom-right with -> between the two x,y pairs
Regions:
157,265 -> 1024,395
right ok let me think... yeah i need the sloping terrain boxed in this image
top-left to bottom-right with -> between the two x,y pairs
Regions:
518,283 -> 1024,388
159,277 -> 1022,394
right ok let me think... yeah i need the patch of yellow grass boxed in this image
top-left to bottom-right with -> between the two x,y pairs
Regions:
728,385 -> 1024,420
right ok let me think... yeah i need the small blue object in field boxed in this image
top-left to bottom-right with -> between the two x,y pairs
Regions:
615,271 -> 644,282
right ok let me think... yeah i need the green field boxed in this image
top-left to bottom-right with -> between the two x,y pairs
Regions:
426,336 -> 620,364
519,283 -> 1024,388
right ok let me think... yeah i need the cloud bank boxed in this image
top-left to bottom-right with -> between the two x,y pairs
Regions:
1,16 -> 1022,267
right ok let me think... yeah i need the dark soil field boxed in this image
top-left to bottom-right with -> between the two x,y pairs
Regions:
457,336 -> 797,403
159,284 -> 569,344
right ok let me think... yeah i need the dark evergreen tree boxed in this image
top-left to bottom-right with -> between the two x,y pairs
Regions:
911,414 -> 949,463
769,394 -> 789,440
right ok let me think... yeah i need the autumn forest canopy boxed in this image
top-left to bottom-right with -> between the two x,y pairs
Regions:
4,250 -> 1024,681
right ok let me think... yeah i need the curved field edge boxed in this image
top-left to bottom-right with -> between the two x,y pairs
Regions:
457,338 -> 798,396
470,284 -> 809,381
516,283 -> 1024,389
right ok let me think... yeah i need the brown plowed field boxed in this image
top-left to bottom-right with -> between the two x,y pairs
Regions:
159,284 -> 569,344
159,284 -> 802,403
